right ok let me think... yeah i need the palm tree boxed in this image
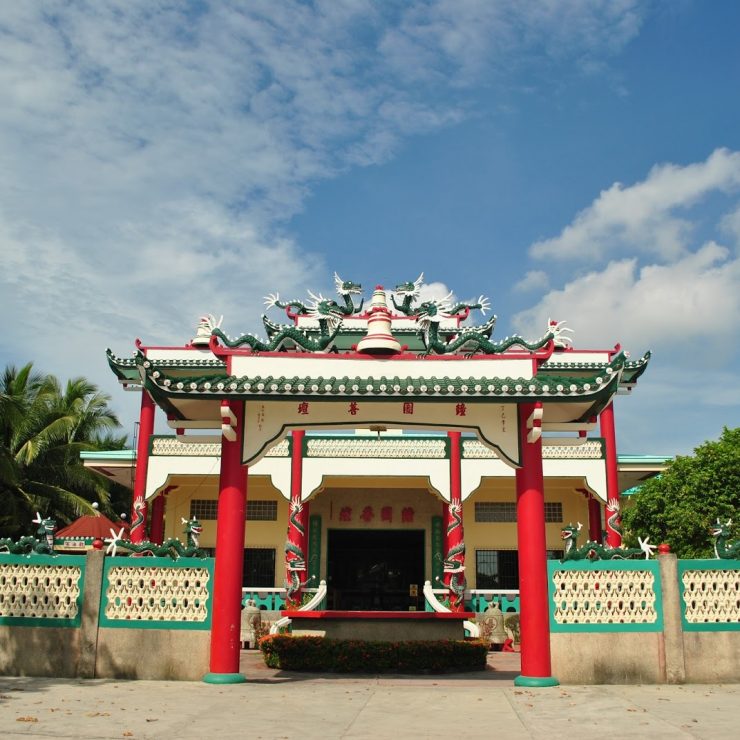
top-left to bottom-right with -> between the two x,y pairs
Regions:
0,363 -> 127,537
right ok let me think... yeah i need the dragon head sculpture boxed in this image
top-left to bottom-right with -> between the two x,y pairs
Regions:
182,517 -> 203,548
560,522 -> 583,544
333,272 -> 363,297
711,518 -> 732,539
393,273 -> 424,300
306,291 -> 346,330
32,512 -> 56,543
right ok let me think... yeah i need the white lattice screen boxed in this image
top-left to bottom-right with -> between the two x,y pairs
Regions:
0,562 -> 82,620
551,567 -> 659,625
681,568 -> 740,624
104,564 -> 211,623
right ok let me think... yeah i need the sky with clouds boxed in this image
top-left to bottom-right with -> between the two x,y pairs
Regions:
1,0 -> 738,455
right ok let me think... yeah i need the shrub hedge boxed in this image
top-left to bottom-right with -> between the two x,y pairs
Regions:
259,635 -> 488,673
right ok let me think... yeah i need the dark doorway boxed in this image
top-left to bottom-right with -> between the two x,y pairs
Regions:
327,529 -> 424,611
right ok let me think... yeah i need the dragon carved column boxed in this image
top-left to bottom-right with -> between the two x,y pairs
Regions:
600,401 -> 622,547
130,390 -> 155,543
515,403 -> 558,687
204,400 -> 248,684
285,430 -> 310,608
443,431 -> 466,612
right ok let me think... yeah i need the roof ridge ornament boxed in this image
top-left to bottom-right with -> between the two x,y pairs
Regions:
191,314 -> 223,347
356,286 -> 402,355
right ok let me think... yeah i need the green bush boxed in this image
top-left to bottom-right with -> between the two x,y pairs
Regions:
259,635 -> 488,673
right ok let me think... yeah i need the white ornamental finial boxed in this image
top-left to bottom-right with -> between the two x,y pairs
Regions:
549,319 -> 574,349
191,314 -> 223,346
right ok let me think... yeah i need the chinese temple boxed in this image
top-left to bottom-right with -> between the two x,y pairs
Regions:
102,274 -> 651,685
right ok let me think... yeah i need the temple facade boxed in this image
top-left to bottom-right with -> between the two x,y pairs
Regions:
101,275 -> 653,685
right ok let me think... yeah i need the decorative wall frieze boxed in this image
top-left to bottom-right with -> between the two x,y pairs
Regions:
462,439 -> 604,459
152,438 -> 221,457
151,436 -> 290,457
306,437 -> 446,458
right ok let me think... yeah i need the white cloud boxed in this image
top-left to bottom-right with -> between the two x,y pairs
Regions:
418,281 -> 457,306
0,1 -> 655,432
720,204 -> 740,248
513,242 -> 740,356
513,270 -> 549,293
379,0 -> 645,85
530,148 -> 740,261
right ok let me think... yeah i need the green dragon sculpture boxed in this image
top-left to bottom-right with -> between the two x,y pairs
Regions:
0,513 -> 57,555
212,294 -> 345,353
105,517 -> 206,560
414,294 -> 572,356
711,519 -> 740,559
263,273 -> 363,317
560,521 -> 656,561
332,273 -> 364,315
391,273 -> 425,315
391,274 -> 493,319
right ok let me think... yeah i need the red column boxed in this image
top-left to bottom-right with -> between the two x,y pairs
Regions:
149,495 -> 165,544
588,495 -> 603,544
515,403 -> 558,687
130,390 -> 155,543
444,431 -> 466,612
600,401 -> 622,547
204,401 -> 247,684
285,430 -> 310,607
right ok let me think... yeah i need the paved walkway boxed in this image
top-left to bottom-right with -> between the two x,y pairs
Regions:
1,652 -> 738,739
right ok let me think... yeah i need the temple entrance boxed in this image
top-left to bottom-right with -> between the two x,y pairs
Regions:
327,529 -> 424,611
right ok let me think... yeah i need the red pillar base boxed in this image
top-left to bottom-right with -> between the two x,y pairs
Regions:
514,675 -> 560,688
202,672 -> 247,685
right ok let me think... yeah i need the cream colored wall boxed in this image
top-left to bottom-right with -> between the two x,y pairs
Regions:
158,472 -> 593,589
161,474 -> 288,585
464,478 -> 591,588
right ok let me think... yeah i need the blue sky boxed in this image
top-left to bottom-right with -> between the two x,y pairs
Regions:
1,1 -> 738,455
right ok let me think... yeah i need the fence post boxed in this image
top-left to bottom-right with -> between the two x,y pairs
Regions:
657,552 -> 685,684
77,548 -> 105,678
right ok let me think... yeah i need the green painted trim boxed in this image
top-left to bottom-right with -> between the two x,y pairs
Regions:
678,559 -> 740,632
548,559 -> 663,633
431,516 -> 443,586
308,514 -> 322,585
202,672 -> 247,684
80,449 -> 135,461
514,675 -> 560,687
0,554 -> 86,628
99,556 -> 214,630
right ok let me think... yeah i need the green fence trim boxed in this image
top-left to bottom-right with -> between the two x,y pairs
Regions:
99,556 -> 214,630
677,558 -> 740,632
0,553 -> 86,628
548,559 -> 663,633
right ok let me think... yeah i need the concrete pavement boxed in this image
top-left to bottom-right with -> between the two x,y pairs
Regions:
1,652 -> 738,739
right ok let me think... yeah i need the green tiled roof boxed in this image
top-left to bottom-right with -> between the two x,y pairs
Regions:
140,352 -> 624,401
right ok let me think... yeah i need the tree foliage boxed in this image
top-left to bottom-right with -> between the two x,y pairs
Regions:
0,362 -> 128,537
622,427 -> 740,558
